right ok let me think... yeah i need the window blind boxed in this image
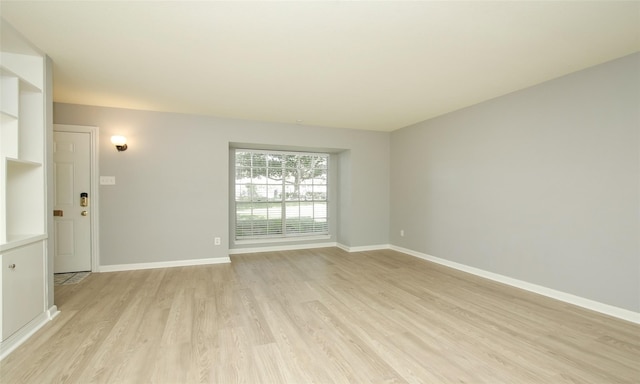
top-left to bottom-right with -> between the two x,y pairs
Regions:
235,149 -> 329,240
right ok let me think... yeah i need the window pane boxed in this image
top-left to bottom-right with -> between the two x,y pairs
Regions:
285,207 -> 300,235
299,155 -> 313,169
284,184 -> 297,201
314,218 -> 328,233
267,154 -> 283,168
235,202 -> 253,237
314,156 -> 328,169
235,185 -> 251,201
285,201 -> 299,216
252,167 -> 266,181
313,185 -> 327,201
267,204 -> 283,235
284,168 -> 297,184
252,153 -> 266,167
236,152 -> 252,167
285,202 -> 301,234
314,202 -> 327,219
250,185 -> 267,201
284,155 -> 298,168
236,167 -> 251,181
244,202 -> 279,237
300,202 -> 314,218
267,185 -> 282,201
267,167 -> 282,183
299,185 -> 312,200
252,203 -> 268,219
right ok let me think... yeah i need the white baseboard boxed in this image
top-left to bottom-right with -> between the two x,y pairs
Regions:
390,245 -> 640,324
337,243 -> 391,253
47,305 -> 60,320
98,257 -> 231,272
230,242 -> 337,255
0,306 -> 57,360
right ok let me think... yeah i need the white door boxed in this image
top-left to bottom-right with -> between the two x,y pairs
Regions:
53,131 -> 92,273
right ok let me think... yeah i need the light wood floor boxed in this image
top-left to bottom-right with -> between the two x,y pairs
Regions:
1,248 -> 639,383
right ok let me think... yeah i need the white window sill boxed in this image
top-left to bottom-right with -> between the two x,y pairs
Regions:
234,234 -> 331,245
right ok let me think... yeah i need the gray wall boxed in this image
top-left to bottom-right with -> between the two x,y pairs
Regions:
54,104 -> 390,266
390,53 -> 640,312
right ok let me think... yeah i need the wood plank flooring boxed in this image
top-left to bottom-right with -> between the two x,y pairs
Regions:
1,247 -> 639,383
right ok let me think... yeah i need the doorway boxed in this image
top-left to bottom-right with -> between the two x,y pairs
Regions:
53,124 -> 99,273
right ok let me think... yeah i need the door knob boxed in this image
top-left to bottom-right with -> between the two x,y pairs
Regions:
81,211 -> 88,216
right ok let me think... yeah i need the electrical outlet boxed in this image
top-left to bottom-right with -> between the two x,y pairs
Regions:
400,229 -> 405,237
214,237 -> 221,245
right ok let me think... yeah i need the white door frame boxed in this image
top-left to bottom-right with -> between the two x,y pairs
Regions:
53,124 -> 100,272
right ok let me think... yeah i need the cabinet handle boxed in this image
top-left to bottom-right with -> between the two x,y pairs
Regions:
8,263 -> 16,270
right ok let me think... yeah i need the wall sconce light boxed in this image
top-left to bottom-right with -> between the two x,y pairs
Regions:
111,135 -> 128,151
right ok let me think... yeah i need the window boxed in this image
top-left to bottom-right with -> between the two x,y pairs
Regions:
234,149 -> 329,240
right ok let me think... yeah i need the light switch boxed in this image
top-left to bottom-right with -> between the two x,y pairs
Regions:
100,176 -> 116,185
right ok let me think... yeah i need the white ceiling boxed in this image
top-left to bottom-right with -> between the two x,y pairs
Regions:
1,1 -> 639,132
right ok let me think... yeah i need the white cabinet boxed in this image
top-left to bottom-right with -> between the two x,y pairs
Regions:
0,18 -> 49,352
1,243 -> 45,339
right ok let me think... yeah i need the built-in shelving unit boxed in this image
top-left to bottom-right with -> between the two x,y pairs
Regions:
1,52 -> 45,249
0,18 -> 49,356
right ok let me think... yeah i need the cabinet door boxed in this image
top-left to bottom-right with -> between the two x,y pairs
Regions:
1,242 -> 45,340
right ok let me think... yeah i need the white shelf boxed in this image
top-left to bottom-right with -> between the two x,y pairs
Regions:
0,234 -> 47,253
5,157 -> 42,167
0,111 -> 17,122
